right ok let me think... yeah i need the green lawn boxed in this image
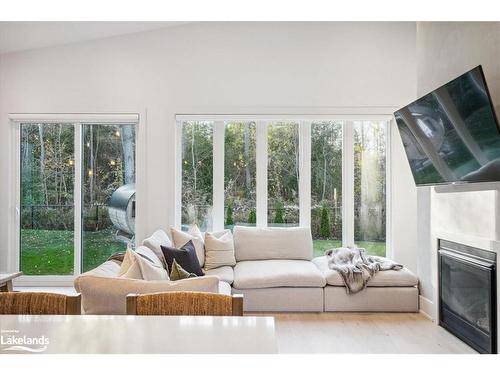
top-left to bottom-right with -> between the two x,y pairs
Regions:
312,239 -> 386,258
21,228 -> 126,275
20,229 -> 386,275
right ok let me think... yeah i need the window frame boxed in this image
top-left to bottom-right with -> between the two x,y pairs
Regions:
176,113 -> 393,258
9,113 -> 140,285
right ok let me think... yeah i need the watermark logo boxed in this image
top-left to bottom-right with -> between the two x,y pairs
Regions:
1,329 -> 49,353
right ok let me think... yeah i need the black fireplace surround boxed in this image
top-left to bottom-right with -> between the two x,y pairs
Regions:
438,239 -> 497,354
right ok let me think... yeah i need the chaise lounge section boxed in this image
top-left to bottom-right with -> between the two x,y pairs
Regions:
312,256 -> 419,312
231,226 -> 418,312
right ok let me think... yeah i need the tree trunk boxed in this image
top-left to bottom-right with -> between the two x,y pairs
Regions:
191,125 -> 197,193
89,126 -> 94,206
38,124 -> 49,206
322,140 -> 327,202
22,131 -> 33,204
244,123 -> 251,194
120,125 -> 135,185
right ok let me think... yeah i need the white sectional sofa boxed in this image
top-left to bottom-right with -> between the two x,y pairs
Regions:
75,225 -> 419,314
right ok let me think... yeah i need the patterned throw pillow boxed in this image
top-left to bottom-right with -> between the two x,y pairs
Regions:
160,240 -> 205,276
169,259 -> 197,281
204,230 -> 236,270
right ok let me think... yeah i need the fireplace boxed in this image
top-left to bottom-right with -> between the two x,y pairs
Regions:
438,239 -> 497,354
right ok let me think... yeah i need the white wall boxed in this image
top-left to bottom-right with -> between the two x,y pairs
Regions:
416,22 -> 500,305
0,22 -> 417,272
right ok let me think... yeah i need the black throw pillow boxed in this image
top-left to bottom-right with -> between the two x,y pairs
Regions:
160,240 -> 204,276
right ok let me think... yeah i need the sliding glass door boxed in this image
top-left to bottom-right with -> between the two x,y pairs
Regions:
18,119 -> 137,276
81,124 -> 136,272
20,123 -> 75,275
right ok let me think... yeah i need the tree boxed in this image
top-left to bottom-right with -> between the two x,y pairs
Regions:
248,208 -> 256,224
320,202 -> 331,238
274,199 -> 285,224
120,125 -> 135,185
225,203 -> 234,226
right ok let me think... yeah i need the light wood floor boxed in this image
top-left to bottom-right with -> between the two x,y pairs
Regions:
15,287 -> 476,354
262,312 -> 477,354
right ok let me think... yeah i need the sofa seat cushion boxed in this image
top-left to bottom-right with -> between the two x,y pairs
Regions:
203,266 -> 234,284
312,256 -> 418,287
233,260 -> 326,289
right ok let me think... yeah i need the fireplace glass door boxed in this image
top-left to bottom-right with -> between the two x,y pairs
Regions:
439,248 -> 496,354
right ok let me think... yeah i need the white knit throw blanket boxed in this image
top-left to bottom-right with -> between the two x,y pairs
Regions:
325,247 -> 403,294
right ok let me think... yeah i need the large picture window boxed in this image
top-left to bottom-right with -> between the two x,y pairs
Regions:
268,122 -> 299,227
224,121 -> 257,228
17,117 -> 137,276
354,121 -> 386,256
310,121 -> 343,256
178,117 -> 390,257
181,121 -> 213,231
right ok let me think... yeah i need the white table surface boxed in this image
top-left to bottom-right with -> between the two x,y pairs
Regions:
0,315 -> 278,354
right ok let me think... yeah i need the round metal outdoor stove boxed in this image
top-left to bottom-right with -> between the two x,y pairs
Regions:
108,184 -> 136,243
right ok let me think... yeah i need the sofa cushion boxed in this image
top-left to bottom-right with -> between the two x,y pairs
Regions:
170,225 -> 205,266
218,281 -> 232,296
233,260 -> 326,289
169,259 -> 197,281
161,240 -> 204,276
119,248 -> 170,281
141,229 -> 171,268
74,275 -> 221,315
204,230 -> 236,270
312,256 -> 418,287
135,245 -> 166,269
81,260 -> 121,277
233,226 -> 313,261
203,266 -> 234,284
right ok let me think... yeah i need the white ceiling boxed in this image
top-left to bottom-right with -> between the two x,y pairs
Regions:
0,21 -> 188,54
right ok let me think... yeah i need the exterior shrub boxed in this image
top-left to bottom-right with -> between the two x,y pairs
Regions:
274,200 -> 285,224
248,208 -> 256,224
320,202 -> 331,238
225,203 -> 234,226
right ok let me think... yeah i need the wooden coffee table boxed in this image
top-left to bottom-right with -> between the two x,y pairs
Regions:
0,272 -> 22,292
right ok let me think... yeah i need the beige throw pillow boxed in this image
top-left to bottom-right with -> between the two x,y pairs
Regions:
204,230 -> 236,270
117,248 -> 138,277
118,248 -> 169,281
170,225 -> 205,267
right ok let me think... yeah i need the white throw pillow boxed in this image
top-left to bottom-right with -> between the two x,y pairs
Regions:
118,248 -> 169,281
142,229 -> 171,268
170,225 -> 205,267
137,240 -> 166,268
204,230 -> 236,270
135,252 -> 169,281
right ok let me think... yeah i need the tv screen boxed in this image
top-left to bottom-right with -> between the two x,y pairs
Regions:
394,65 -> 500,186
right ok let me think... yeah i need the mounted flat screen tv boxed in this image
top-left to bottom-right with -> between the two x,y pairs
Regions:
394,65 -> 500,186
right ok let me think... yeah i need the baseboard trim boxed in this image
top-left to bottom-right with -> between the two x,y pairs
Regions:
13,275 -> 75,287
419,295 -> 435,321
